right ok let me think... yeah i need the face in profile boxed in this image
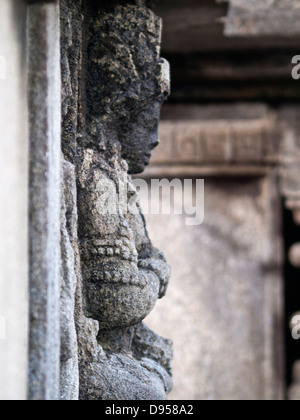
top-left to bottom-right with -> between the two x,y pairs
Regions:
120,100 -> 162,174
87,6 -> 170,174
119,60 -> 170,175
83,6 -> 171,331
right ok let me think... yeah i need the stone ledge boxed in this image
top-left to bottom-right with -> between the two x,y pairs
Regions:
144,104 -> 280,177
142,164 -> 271,178
225,0 -> 300,37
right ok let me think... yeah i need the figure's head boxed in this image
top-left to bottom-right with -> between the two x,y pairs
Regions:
87,4 -> 170,174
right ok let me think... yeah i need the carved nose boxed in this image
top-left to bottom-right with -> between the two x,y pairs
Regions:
151,139 -> 160,150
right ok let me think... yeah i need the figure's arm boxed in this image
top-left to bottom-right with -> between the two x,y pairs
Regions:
125,189 -> 171,299
77,152 -> 162,327
79,215 -> 159,290
138,248 -> 171,298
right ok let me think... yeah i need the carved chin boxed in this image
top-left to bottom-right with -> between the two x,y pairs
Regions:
85,277 -> 160,330
128,164 -> 146,175
128,157 -> 150,175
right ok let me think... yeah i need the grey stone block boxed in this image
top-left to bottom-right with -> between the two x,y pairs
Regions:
27,1 -> 62,401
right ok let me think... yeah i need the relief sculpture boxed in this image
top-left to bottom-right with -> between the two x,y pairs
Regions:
75,2 -> 173,400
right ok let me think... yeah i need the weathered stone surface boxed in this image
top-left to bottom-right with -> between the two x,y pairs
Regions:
55,0 -> 174,400
73,2 -> 173,400
145,175 -> 284,400
77,150 -> 169,330
27,2 -> 62,401
18,0 -> 300,401
59,160 -> 79,400
77,320 -> 172,400
85,1 -> 170,175
58,0 -> 83,400
1,0 -> 299,401
60,0 -> 83,164
0,0 -> 29,401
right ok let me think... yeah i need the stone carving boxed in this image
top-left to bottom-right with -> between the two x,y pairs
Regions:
73,2 -> 172,400
60,160 -> 80,401
59,0 -> 82,400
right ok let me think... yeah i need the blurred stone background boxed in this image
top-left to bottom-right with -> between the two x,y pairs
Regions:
142,0 -> 300,401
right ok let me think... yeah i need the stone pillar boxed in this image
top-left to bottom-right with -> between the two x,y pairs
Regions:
0,0 -> 29,401
27,1 -> 62,401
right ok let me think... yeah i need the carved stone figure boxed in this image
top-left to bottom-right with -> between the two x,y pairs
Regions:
75,2 -> 173,400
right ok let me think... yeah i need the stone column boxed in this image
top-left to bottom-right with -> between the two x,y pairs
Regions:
0,0 -> 29,401
27,1 -> 62,401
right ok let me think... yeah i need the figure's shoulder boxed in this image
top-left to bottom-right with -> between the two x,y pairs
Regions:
79,148 -> 108,173
78,148 -> 116,189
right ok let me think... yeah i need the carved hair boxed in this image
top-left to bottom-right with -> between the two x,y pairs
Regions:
87,5 -> 165,130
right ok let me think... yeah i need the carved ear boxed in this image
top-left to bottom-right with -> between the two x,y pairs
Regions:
158,58 -> 171,99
